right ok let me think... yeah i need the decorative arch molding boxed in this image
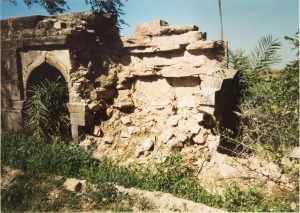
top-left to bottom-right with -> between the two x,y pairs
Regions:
22,50 -> 72,94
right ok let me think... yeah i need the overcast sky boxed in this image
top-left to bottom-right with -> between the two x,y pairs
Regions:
1,0 -> 298,68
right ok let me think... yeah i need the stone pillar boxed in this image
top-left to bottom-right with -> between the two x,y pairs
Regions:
67,103 -> 94,142
71,124 -> 79,142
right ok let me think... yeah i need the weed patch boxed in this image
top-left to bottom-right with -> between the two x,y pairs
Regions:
1,130 -> 298,212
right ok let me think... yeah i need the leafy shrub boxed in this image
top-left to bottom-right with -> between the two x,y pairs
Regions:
223,182 -> 295,212
1,130 -> 90,176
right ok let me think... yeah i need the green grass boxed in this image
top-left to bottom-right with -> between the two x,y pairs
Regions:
1,130 -> 297,212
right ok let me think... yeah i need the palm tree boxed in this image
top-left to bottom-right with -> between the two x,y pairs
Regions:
218,0 -> 223,40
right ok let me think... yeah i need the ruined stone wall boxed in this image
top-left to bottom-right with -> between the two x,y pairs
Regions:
1,12 -> 119,136
1,13 -> 237,164
87,20 -> 237,163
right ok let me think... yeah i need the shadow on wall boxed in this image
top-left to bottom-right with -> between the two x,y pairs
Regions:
214,76 -> 241,156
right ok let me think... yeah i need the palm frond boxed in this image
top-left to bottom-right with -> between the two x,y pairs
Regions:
23,78 -> 70,142
228,49 -> 251,71
249,35 -> 281,72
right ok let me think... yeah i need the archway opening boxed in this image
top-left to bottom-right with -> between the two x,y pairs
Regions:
24,62 -> 71,142
26,62 -> 68,98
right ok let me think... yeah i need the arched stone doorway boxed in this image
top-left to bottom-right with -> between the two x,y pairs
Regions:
26,62 -> 68,97
24,62 -> 71,140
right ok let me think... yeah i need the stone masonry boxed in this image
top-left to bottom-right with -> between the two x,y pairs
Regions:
1,12 -> 237,156
1,12 -> 119,139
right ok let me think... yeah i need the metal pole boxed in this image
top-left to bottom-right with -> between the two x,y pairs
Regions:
218,0 -> 223,40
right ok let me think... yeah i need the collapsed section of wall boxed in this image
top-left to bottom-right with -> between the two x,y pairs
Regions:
82,20 -> 237,164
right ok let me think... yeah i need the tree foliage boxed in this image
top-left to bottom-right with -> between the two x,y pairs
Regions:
284,30 -> 299,56
226,33 -> 299,156
249,35 -> 281,72
9,0 -> 126,27
229,35 -> 281,102
9,0 -> 68,14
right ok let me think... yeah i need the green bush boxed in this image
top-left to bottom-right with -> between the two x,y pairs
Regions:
1,130 -> 91,176
223,182 -> 295,212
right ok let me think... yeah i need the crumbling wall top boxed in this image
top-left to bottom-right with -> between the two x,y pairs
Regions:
1,12 -> 118,41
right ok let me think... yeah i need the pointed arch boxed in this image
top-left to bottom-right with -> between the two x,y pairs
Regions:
24,53 -> 71,97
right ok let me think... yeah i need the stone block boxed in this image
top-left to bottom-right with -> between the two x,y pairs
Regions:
103,135 -> 114,144
200,76 -> 223,90
193,129 -> 208,144
186,40 -> 216,51
160,25 -> 199,35
142,137 -> 156,151
207,134 -> 220,152
120,130 -> 131,138
23,35 -> 68,47
1,110 -> 22,131
68,103 -> 94,126
289,147 -> 300,158
198,106 -> 215,115
21,29 -> 36,38
121,116 -> 131,125
90,87 -> 116,100
35,28 -> 47,37
124,31 -> 205,54
190,124 -> 201,134
1,81 -> 21,101
144,31 -> 204,53
53,21 -> 67,30
1,100 -> 24,111
1,57 -> 18,80
63,178 -> 86,192
134,20 -> 168,37
193,89 -> 216,106
127,127 -> 138,136
20,51 -> 43,71
159,129 -> 174,143
92,125 -> 103,137
67,103 -> 89,113
130,45 -> 182,53
114,90 -> 135,110
132,78 -> 173,109
172,77 -> 200,108
175,132 -> 188,142
121,37 -> 150,48
166,115 -> 179,127
160,65 -> 219,78
2,48 -> 18,57
70,112 -> 94,126
193,113 -> 204,123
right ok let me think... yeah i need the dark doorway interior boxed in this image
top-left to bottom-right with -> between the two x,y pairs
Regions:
24,62 -> 71,141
